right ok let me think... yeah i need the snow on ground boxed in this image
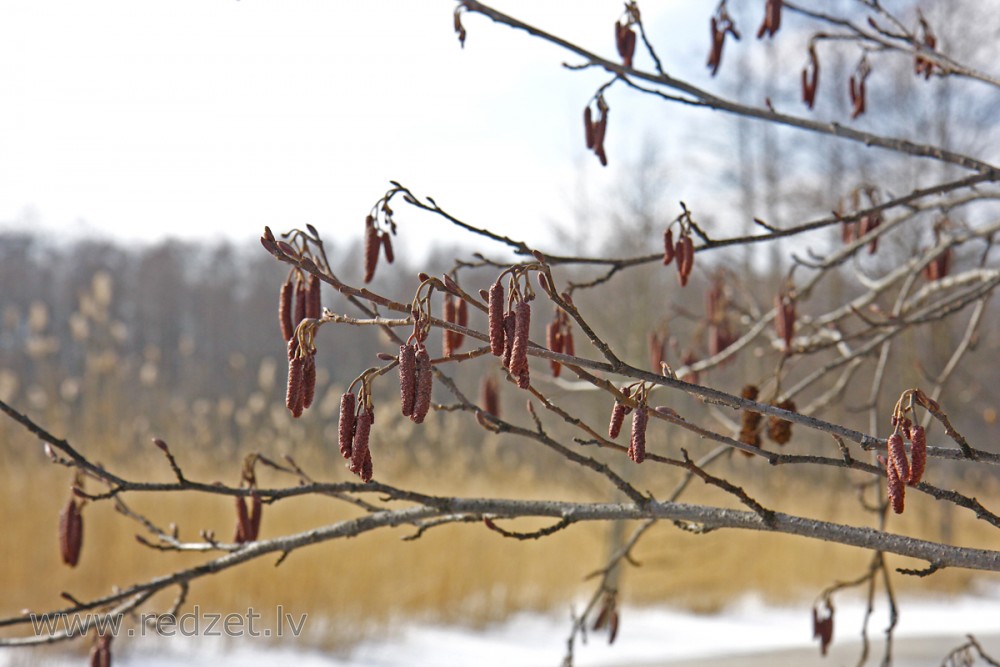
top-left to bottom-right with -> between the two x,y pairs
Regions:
6,586 -> 1000,666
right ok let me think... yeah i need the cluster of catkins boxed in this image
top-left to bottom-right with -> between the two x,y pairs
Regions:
705,279 -> 737,360
487,279 -> 532,389
233,491 -> 263,544
337,392 -> 375,483
281,272 -> 322,418
914,15 -> 937,79
545,300 -> 574,378
881,416 -> 927,514
848,57 -> 871,119
441,291 -> 468,357
662,225 -> 695,286
706,3 -> 740,76
583,96 -> 610,167
363,214 -> 395,283
839,187 -> 882,253
608,386 -> 648,464
614,8 -> 637,68
756,0 -> 782,39
737,387 -> 796,453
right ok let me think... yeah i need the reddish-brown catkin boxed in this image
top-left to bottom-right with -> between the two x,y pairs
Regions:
399,343 -> 416,416
381,232 -> 395,264
608,401 -> 626,439
248,492 -> 263,542
338,393 -> 356,460
443,295 -> 457,357
89,635 -> 112,667
584,106 -> 595,150
453,297 -> 467,350
411,345 -> 433,424
908,424 -> 927,485
887,459 -> 905,514
58,496 -> 83,567
510,301 -> 531,388
663,228 -> 675,265
285,341 -> 304,418
363,216 -> 379,283
887,431 -> 910,484
361,448 -> 373,483
502,311 -> 517,370
234,496 -> 251,543
306,273 -> 321,320
547,318 -> 563,377
488,281 -> 505,356
766,399 -> 795,445
350,409 -> 373,477
480,375 -> 500,418
279,280 -> 294,342
628,406 -> 648,463
301,354 -> 316,410
294,278 -> 307,328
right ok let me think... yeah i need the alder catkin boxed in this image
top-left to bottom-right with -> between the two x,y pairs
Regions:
285,345 -> 304,418
480,375 -> 500,418
279,280 -> 294,342
361,448 -> 373,483
488,281 -> 505,356
249,492 -> 263,542
306,273 -> 321,320
443,295 -> 457,357
58,496 -> 83,567
584,106 -> 595,150
628,406 -> 648,463
338,393 -> 356,460
887,459 -> 905,514
887,431 -> 910,485
294,279 -> 307,328
234,496 -> 251,544
502,311 -> 517,370
381,231 -> 395,264
766,399 -> 795,445
608,402 -> 626,439
908,424 -> 926,485
350,409 -> 373,477
663,229 -> 675,265
547,318 -> 563,378
455,297 -> 468,345
301,355 -> 316,410
363,217 -> 379,283
510,301 -> 531,388
411,345 -> 433,424
398,343 -> 417,416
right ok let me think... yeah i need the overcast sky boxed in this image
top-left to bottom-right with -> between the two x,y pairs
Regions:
0,1 -> 723,255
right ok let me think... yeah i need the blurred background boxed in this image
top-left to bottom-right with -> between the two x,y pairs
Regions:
2,0 -> 1000,664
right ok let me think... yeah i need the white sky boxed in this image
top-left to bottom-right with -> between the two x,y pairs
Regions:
0,1 -> 716,254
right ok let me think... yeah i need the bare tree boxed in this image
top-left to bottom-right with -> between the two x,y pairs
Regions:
4,2 -> 1000,665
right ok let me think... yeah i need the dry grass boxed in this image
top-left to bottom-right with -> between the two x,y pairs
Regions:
3,419 -> 995,650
